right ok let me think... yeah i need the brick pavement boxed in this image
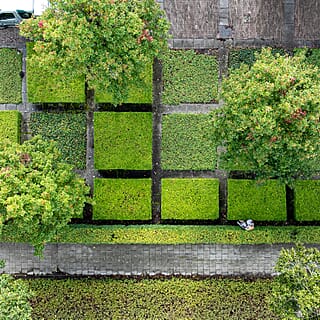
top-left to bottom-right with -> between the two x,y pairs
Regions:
1,243 -> 319,277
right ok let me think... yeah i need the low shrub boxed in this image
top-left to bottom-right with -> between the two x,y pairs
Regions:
0,48 -> 22,103
96,61 -> 152,104
29,112 -> 86,169
227,179 -> 287,221
229,48 -> 288,69
161,178 -> 219,220
0,111 -> 21,143
161,114 -> 217,170
94,112 -> 152,170
28,278 -> 277,320
294,180 -> 320,221
26,43 -> 85,103
93,178 -> 152,220
161,50 -> 219,105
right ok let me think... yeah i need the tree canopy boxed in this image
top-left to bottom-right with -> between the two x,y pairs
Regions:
19,0 -> 170,105
0,136 -> 89,255
212,48 -> 320,185
270,245 -> 320,319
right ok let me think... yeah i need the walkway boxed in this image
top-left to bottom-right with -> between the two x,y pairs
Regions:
1,243 -> 319,277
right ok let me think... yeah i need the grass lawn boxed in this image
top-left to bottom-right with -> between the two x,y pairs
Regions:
28,278 -> 278,320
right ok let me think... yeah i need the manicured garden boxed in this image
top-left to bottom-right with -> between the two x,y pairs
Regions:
28,278 -> 278,320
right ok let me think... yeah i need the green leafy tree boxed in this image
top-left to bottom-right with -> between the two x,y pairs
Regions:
270,245 -> 320,319
19,0 -> 169,108
212,48 -> 320,184
0,261 -> 33,320
0,136 -> 89,255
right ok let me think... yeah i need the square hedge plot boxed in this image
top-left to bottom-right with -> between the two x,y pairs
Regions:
0,49 -> 22,103
161,178 -> 219,220
0,111 -> 21,143
30,112 -> 87,169
162,50 -> 219,105
93,178 -> 152,220
94,112 -> 152,170
227,180 -> 287,221
161,114 -> 217,170
294,180 -> 320,221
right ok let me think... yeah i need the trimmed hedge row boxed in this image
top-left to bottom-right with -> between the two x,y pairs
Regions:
93,178 -> 152,220
94,112 -> 152,170
161,178 -> 219,220
0,48 -> 22,103
0,111 -> 21,143
162,49 -> 219,105
30,112 -> 87,169
228,180 -> 287,221
28,278 -> 277,320
294,180 -> 320,221
161,114 -> 217,170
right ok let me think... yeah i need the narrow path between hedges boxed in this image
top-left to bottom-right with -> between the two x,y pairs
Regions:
1,243 -> 320,277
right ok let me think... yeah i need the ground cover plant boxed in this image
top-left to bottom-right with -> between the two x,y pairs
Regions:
161,178 -> 219,220
161,114 -> 217,170
213,48 -> 320,185
29,112 -> 86,169
94,112 -> 152,170
294,180 -> 320,221
93,178 -> 152,220
0,136 -> 89,255
0,48 -> 22,104
162,49 -> 219,105
28,278 -> 278,320
0,111 -> 21,143
227,179 -> 287,221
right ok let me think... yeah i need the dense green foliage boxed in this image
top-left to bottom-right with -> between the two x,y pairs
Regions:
294,180 -> 320,221
271,245 -> 320,319
0,111 -> 21,143
96,61 -> 152,103
94,112 -> 152,170
0,136 -> 89,254
26,43 -> 85,103
30,112 -> 86,169
34,225 -> 320,245
294,48 -> 320,68
162,50 -> 219,105
20,0 -> 169,105
213,48 -> 320,185
228,179 -> 287,221
229,48 -> 287,69
28,278 -> 277,320
26,43 -> 152,104
0,49 -> 22,103
93,178 -> 151,220
0,274 -> 32,320
161,114 -> 217,170
161,178 -> 219,220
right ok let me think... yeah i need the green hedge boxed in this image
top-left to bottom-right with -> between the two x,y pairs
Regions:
96,61 -> 152,104
161,178 -> 219,220
93,178 -> 152,220
26,43 -> 85,103
0,49 -> 22,103
161,114 -> 217,170
294,48 -> 320,68
28,278 -> 276,320
227,180 -> 287,221
229,48 -> 288,69
1,224 -> 320,244
94,112 -> 152,170
294,180 -> 320,221
0,111 -> 21,143
29,112 -> 86,169
162,50 -> 219,105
